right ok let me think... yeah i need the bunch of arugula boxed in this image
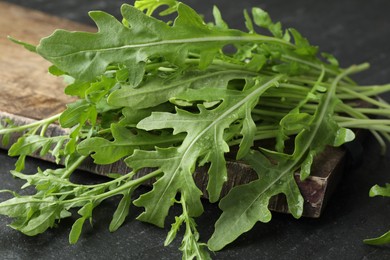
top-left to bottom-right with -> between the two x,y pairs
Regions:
1,0 -> 390,258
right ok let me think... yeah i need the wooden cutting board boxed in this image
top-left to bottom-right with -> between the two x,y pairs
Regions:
0,1 -> 348,218
0,1 -> 93,119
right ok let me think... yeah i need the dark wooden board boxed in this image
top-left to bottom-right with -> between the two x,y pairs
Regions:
0,1 -> 348,218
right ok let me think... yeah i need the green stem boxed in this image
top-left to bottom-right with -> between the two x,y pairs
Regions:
0,114 -> 61,135
340,88 -> 390,109
337,84 -> 390,99
335,117 -> 390,126
281,54 -> 355,84
338,123 -> 390,132
92,169 -> 162,201
61,156 -> 88,179
40,122 -> 50,137
178,195 -> 206,258
337,102 -> 387,153
353,107 -> 390,117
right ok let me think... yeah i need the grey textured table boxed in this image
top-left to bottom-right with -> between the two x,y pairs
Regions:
1,0 -> 390,259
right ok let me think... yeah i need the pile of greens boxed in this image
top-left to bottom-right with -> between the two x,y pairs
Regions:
1,0 -> 390,258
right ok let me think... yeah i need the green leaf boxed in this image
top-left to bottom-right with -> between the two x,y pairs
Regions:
85,76 -> 116,104
245,54 -> 267,72
78,202 -> 94,219
8,36 -> 37,52
0,197 -> 36,218
51,138 -> 67,164
16,204 -> 59,236
14,155 -> 27,172
236,96 -> 257,159
8,135 -> 56,157
0,118 -> 13,147
36,3 -> 250,82
208,149 -> 304,251
129,147 -> 203,227
321,52 -> 339,67
209,66 -> 357,251
119,103 -> 173,126
369,184 -> 390,197
364,230 -> 390,245
333,127 -> 355,147
109,190 -> 132,232
289,28 -> 318,56
243,9 -> 255,33
3,1 -> 384,258
36,2 -> 289,83
69,217 -> 86,244
134,0 -> 179,16
48,65 -> 66,76
108,69 -> 254,110
164,215 -> 185,246
212,6 -> 229,30
77,124 -> 184,164
64,81 -> 90,98
128,76 -> 281,227
115,67 -> 130,83
59,100 -> 93,128
252,8 -> 283,38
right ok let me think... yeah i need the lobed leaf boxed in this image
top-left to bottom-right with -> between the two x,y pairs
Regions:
134,0 -> 179,16
209,66 -> 359,250
108,69 -> 256,110
77,124 -> 184,164
127,76 -> 281,227
208,149 -> 303,251
129,147 -> 204,227
164,215 -> 185,246
36,3 -> 251,83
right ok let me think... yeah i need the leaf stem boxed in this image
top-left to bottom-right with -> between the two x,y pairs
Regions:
61,156 -> 88,179
88,169 -> 162,202
0,114 -> 61,135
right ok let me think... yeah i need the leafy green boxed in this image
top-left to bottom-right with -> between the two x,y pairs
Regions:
369,183 -> 390,197
109,189 -> 132,232
1,1 -> 390,259
208,65 -> 363,250
364,230 -> 390,246
363,184 -> 390,245
37,3 -> 286,82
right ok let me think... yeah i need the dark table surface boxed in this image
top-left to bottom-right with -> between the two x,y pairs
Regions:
1,0 -> 390,259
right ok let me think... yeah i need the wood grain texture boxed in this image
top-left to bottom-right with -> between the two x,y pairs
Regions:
0,1 -> 93,119
0,1 -> 348,218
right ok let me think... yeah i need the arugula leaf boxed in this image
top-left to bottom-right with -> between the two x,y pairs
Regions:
208,65 -> 364,251
134,0 -> 179,16
363,184 -> 390,245
77,123 -> 184,164
128,76 -> 281,228
2,1 -> 390,259
108,69 -> 255,110
252,7 -> 283,38
36,3 -> 290,82
109,189 -> 133,232
364,230 -> 390,245
369,183 -> 390,197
